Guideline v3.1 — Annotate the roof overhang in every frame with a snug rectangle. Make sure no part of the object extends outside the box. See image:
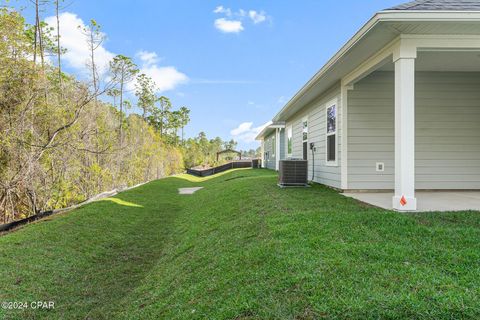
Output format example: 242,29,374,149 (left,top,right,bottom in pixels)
273,10,480,122
255,122,285,141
